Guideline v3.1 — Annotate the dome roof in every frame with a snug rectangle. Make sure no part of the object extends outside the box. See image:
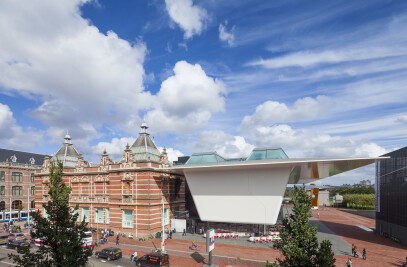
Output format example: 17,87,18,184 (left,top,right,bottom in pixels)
51,133,80,168
130,121,161,162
